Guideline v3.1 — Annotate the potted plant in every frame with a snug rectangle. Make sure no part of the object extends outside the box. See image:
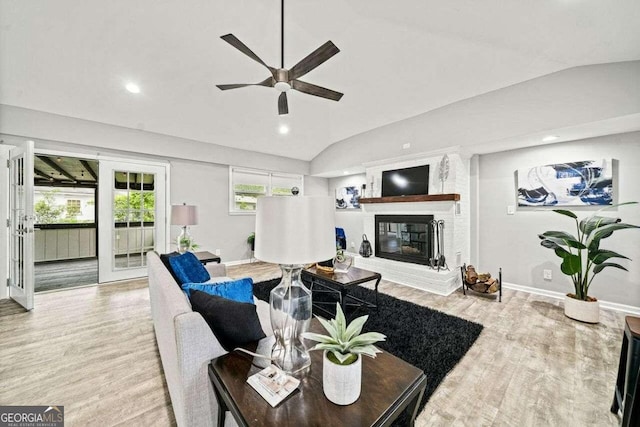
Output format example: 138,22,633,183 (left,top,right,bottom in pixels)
302,304,386,405
247,232,255,251
538,202,639,323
